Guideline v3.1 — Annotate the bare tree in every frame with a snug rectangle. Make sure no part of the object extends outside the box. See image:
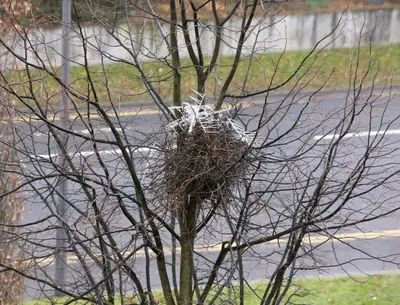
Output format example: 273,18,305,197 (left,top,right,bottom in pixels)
0,1,399,305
